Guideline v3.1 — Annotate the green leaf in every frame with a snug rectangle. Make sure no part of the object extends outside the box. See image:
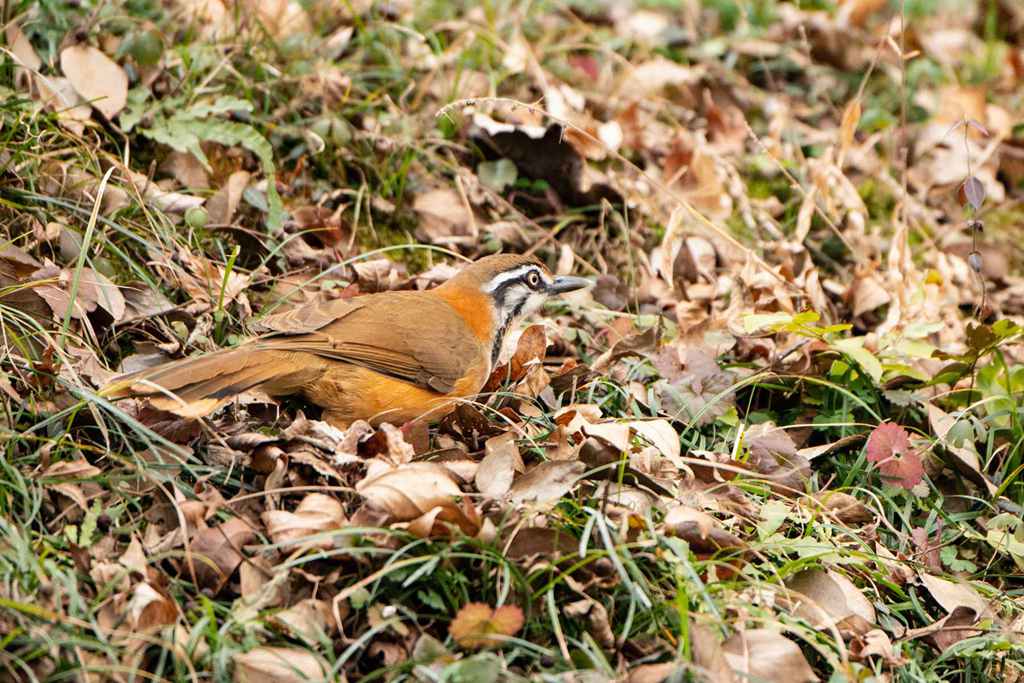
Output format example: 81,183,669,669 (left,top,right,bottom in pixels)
142,116,283,229
940,545,977,573
832,337,882,382
79,499,102,548
742,312,792,333
757,499,788,540
985,514,1024,570
119,87,152,132
188,96,254,118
